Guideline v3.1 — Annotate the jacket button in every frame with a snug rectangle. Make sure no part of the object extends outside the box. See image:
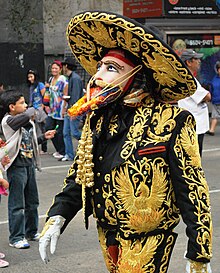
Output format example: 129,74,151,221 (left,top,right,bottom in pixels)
97,204,101,208
99,156,103,161
95,189,99,193
97,172,101,177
